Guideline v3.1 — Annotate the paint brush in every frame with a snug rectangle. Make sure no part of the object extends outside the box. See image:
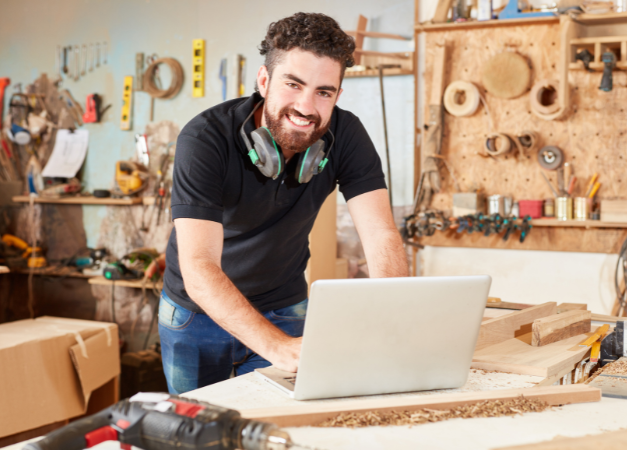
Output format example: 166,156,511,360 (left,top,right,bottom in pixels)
540,171,559,197
585,173,598,197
